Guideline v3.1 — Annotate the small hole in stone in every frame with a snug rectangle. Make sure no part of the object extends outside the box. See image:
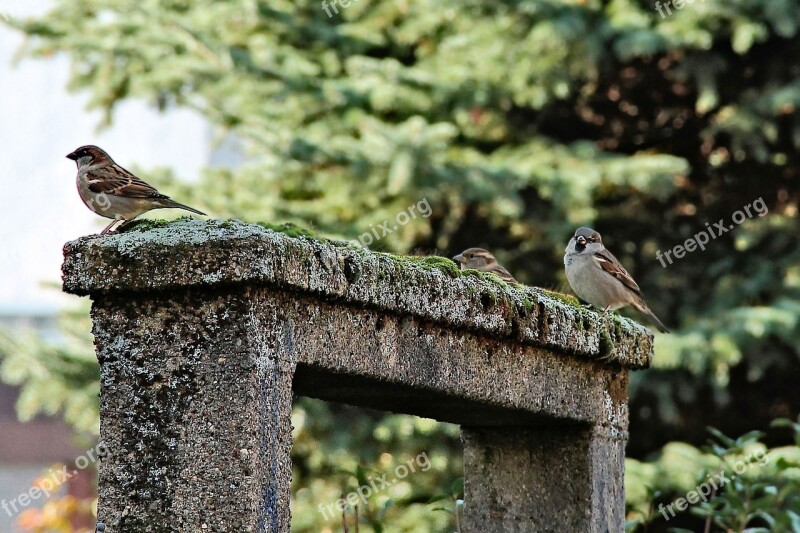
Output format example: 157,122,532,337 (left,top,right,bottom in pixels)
343,257,361,284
